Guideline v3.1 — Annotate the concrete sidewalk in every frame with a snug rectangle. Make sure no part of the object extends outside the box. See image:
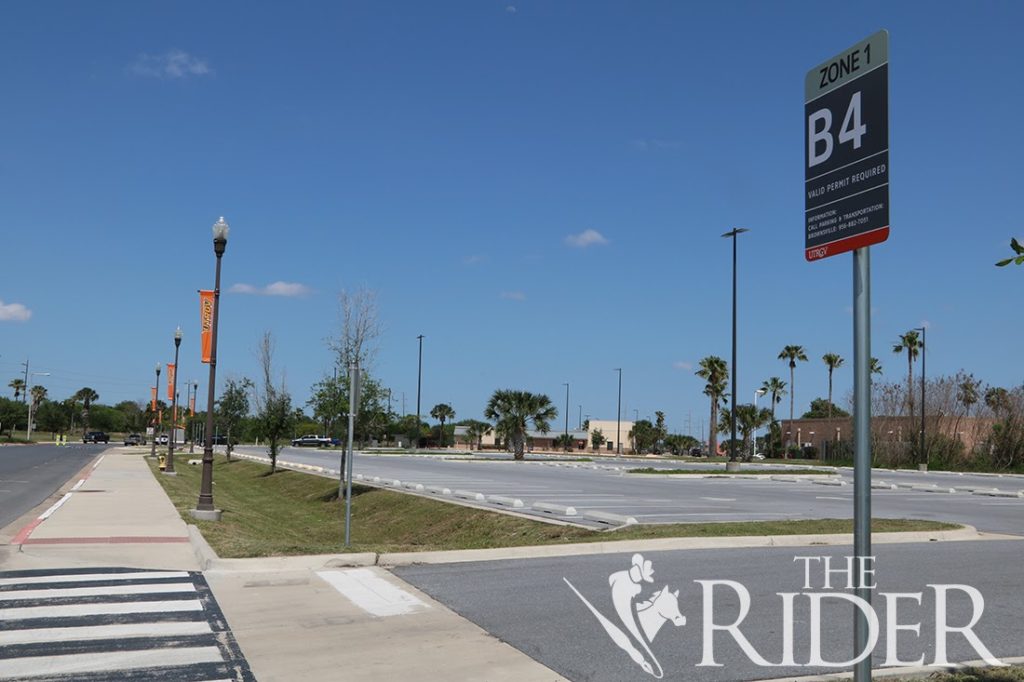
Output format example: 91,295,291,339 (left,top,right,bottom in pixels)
1,449,568,681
